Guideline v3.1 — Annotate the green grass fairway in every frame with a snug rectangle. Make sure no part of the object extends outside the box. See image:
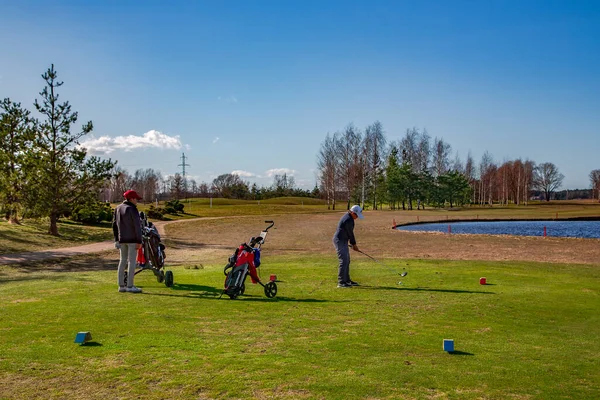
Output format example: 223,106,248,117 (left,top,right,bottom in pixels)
1,255,599,399
136,197,333,219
